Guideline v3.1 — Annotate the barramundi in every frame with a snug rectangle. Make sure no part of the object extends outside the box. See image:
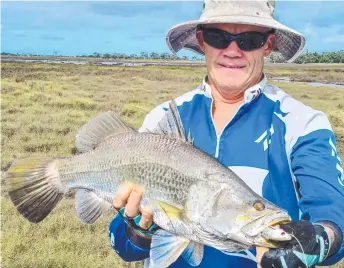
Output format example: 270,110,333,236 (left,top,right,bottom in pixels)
5,100,291,267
